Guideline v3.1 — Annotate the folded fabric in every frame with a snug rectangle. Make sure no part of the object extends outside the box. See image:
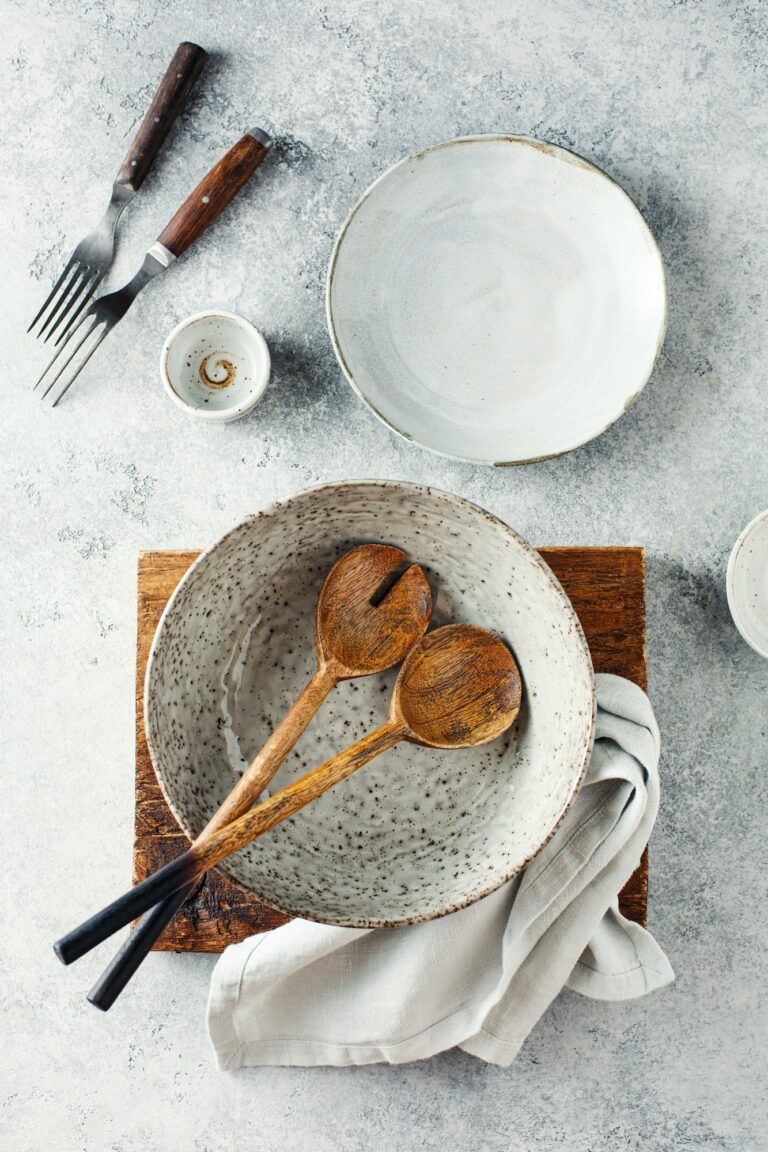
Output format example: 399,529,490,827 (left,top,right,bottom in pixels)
207,673,674,1069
